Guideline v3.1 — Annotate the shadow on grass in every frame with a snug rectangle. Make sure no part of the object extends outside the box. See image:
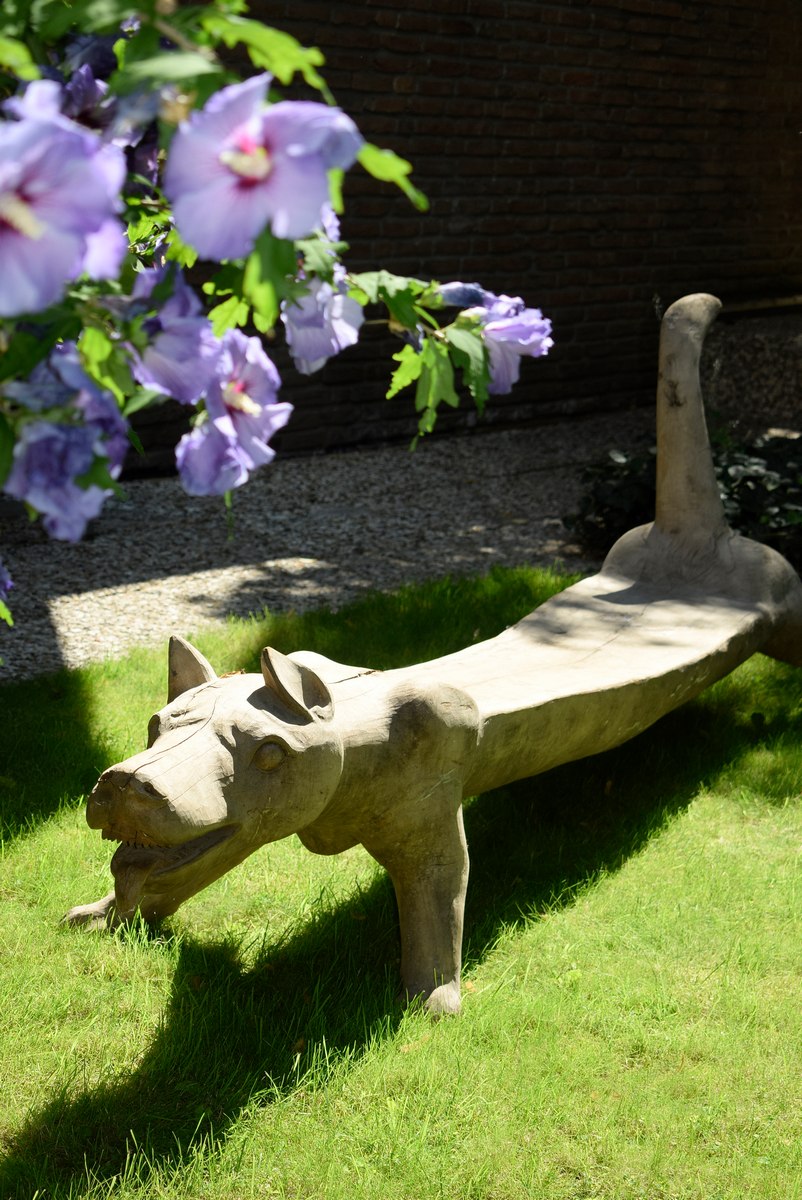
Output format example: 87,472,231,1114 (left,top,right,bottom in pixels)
3,662,800,1198
0,669,114,842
